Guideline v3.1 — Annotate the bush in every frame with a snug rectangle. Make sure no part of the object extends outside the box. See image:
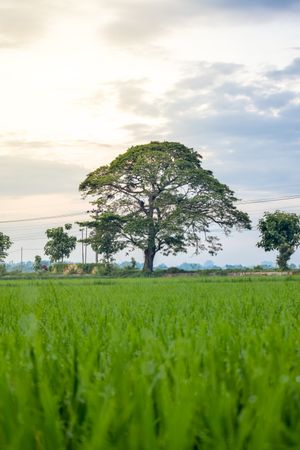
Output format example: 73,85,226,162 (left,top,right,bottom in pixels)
165,267,185,274
91,263,117,276
63,264,84,275
49,263,69,274
80,263,96,274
